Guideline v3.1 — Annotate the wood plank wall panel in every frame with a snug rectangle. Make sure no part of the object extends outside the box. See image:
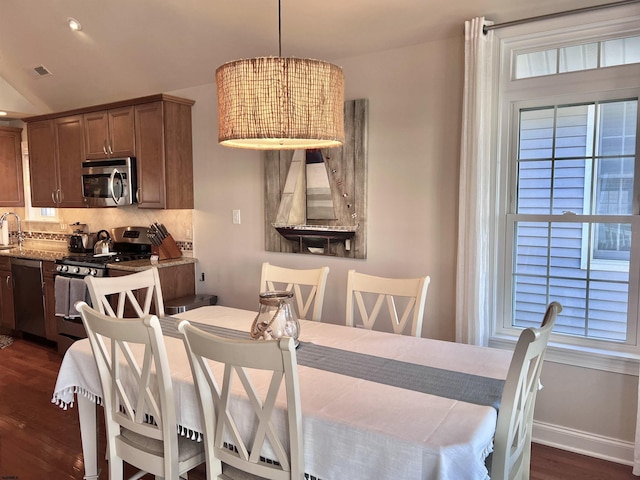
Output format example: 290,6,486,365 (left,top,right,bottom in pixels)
264,99,368,258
